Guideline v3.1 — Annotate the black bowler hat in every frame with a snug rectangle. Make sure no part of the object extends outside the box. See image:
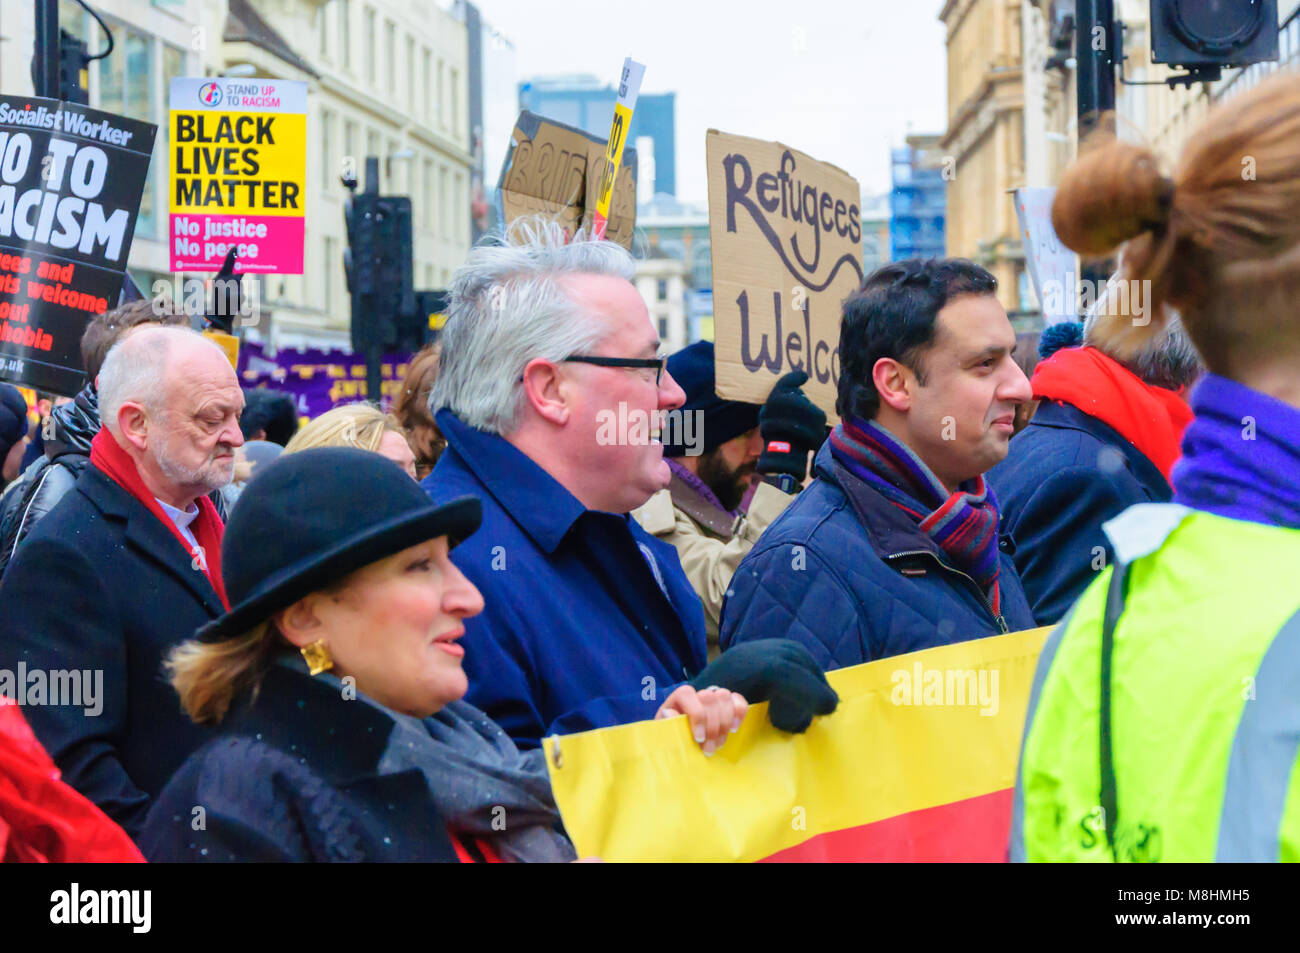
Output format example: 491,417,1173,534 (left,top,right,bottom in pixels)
197,447,481,643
